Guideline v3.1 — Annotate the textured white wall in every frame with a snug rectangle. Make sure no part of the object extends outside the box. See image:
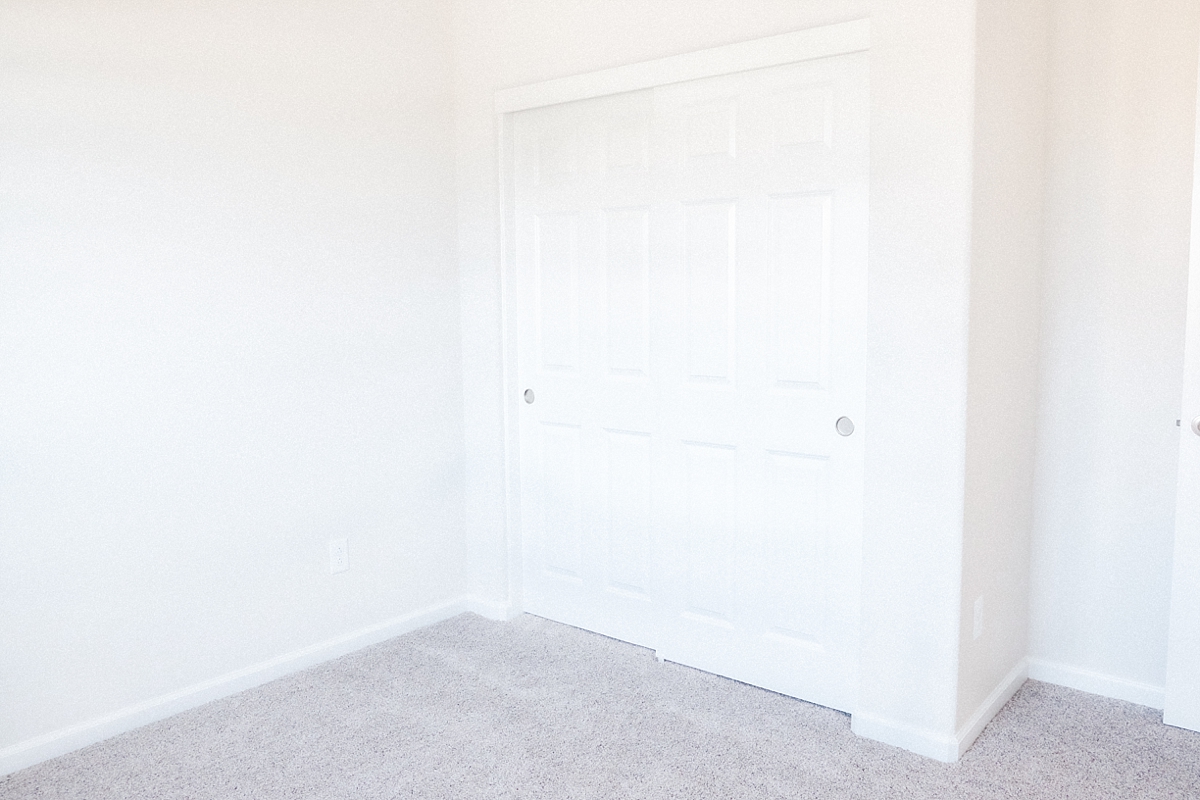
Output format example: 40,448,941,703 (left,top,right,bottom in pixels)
0,0,463,751
852,0,976,756
1029,0,1199,695
956,0,1048,730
